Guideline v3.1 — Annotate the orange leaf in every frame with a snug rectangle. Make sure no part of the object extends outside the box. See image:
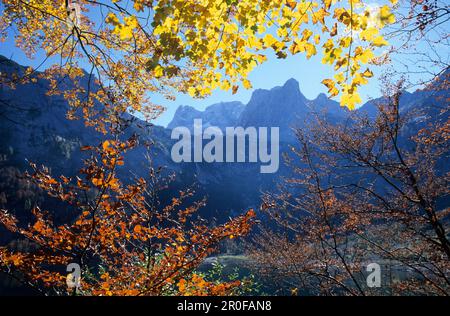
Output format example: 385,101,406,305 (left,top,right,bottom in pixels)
134,225,142,233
